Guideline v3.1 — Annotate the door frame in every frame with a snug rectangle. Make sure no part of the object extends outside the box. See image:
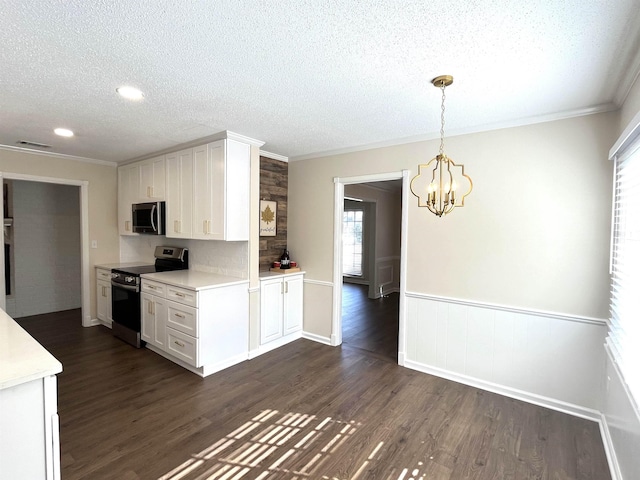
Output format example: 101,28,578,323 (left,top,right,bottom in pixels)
332,170,409,365
0,172,91,326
